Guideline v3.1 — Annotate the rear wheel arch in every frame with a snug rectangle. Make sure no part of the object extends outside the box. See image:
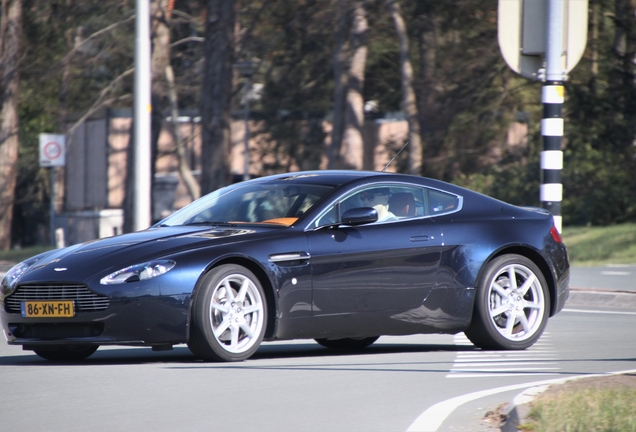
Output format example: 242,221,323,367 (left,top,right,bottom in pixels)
466,253,550,350
488,247,557,316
